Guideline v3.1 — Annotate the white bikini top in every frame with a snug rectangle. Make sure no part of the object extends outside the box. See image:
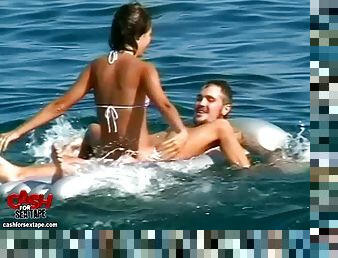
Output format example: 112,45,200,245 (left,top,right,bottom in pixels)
97,50,150,133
